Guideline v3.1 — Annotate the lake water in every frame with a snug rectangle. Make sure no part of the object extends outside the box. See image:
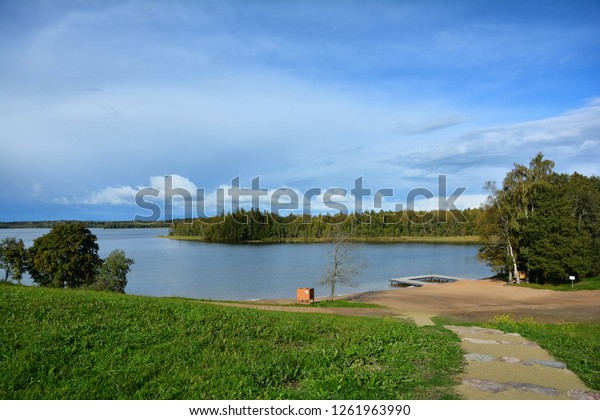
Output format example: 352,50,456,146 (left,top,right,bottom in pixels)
0,228,493,300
